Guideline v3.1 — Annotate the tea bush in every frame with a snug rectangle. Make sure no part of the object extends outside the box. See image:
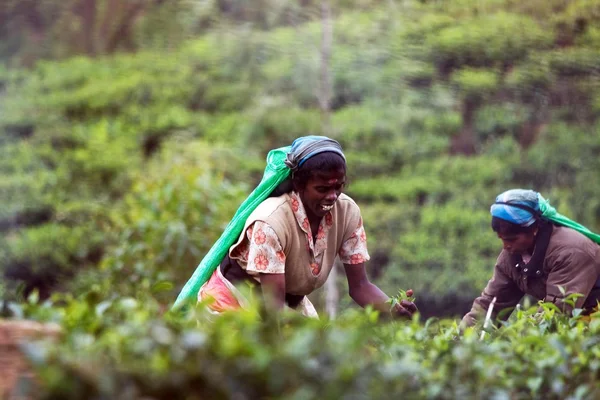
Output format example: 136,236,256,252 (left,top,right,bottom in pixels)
95,139,255,296
7,291,600,399
1,2,600,396
425,13,552,72
2,0,600,317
